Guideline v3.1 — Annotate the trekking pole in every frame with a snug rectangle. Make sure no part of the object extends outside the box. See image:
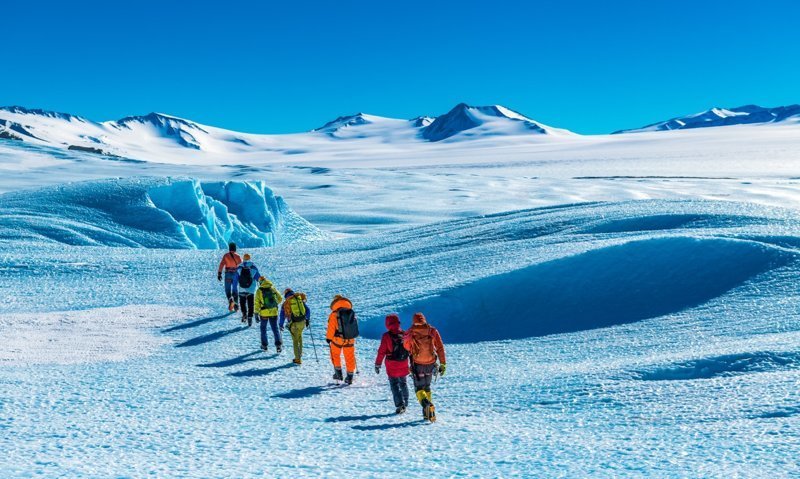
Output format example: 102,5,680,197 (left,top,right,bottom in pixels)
307,324,320,363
